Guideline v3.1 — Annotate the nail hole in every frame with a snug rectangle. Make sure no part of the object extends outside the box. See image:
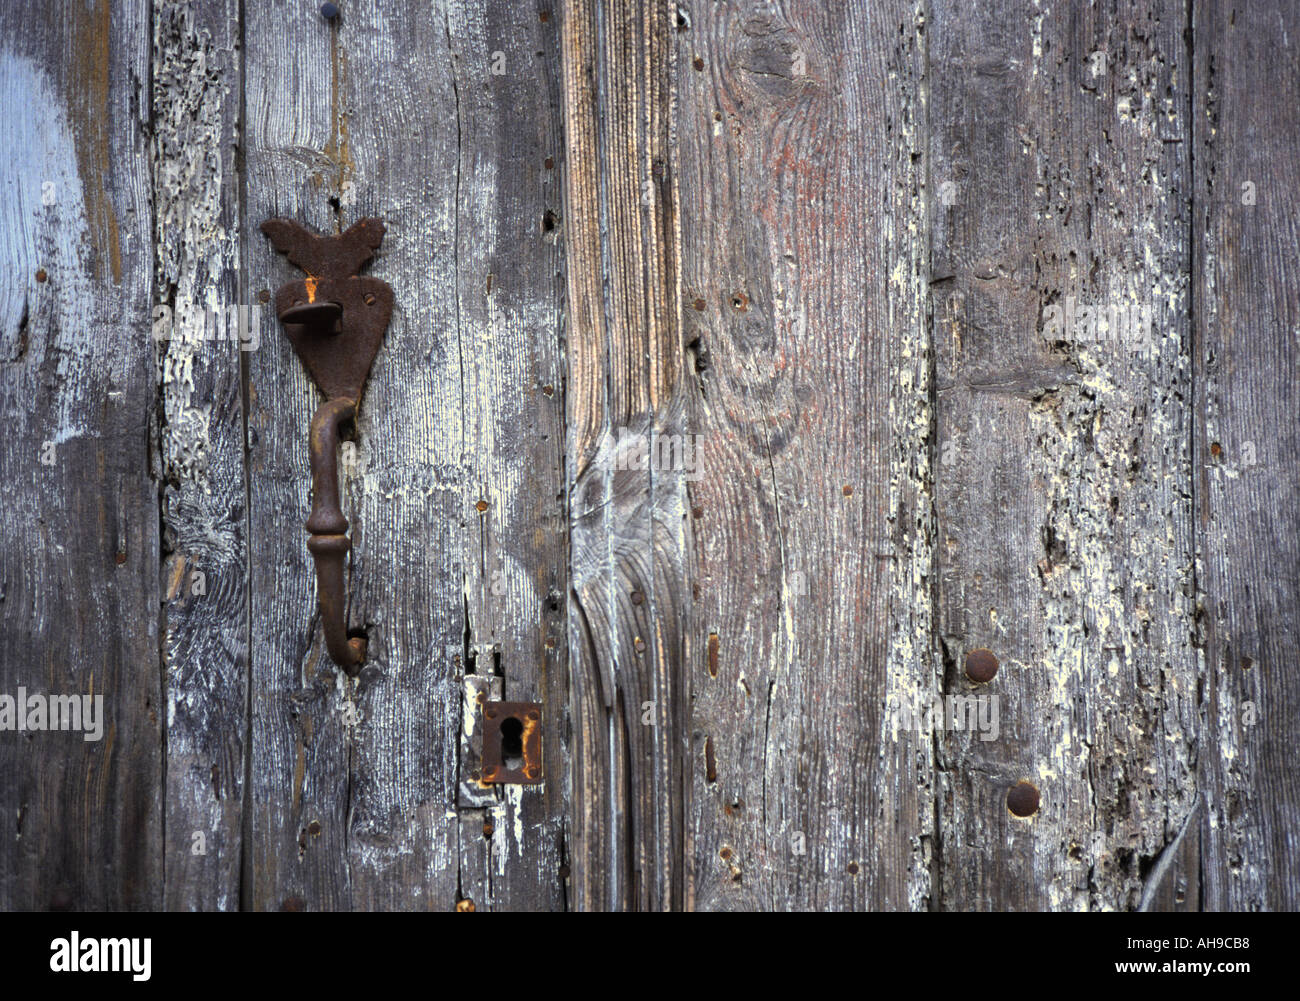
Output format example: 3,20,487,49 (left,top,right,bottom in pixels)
1007,781,1040,818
